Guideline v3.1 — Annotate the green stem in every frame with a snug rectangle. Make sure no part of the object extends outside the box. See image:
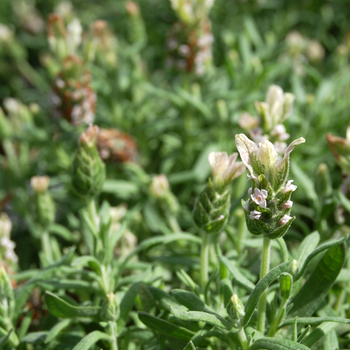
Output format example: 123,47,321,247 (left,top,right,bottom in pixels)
201,232,210,291
166,213,181,233
88,198,98,232
108,321,118,350
277,237,288,262
237,327,249,350
41,231,53,264
257,237,271,334
268,298,288,337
